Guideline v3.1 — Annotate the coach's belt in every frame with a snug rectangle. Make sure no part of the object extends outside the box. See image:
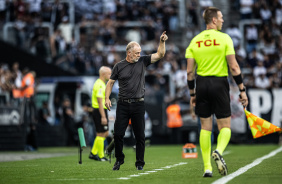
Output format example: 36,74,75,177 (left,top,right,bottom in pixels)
121,98,144,103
